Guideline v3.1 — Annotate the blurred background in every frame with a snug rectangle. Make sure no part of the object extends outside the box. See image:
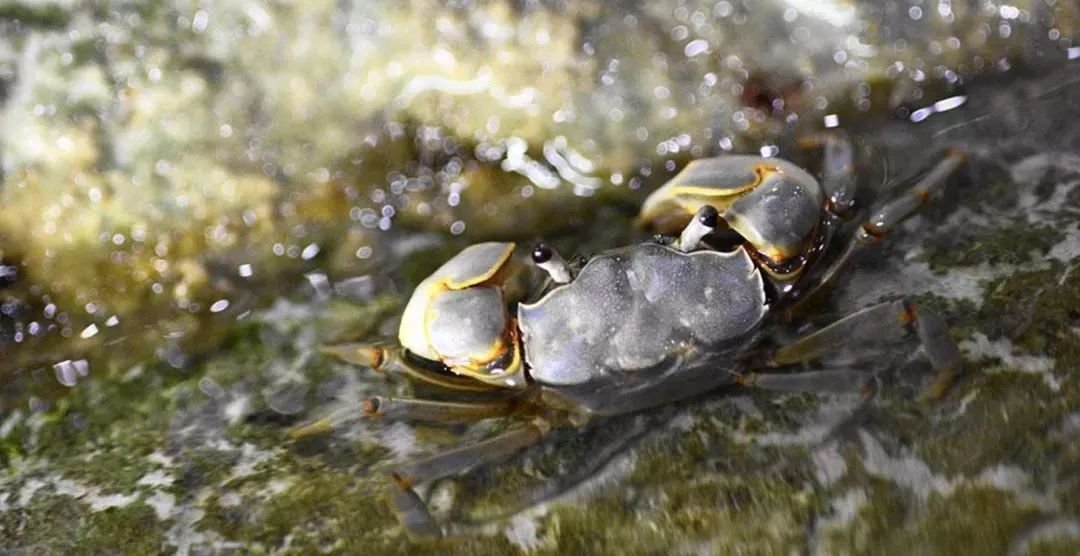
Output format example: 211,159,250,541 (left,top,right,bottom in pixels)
0,1,1078,553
